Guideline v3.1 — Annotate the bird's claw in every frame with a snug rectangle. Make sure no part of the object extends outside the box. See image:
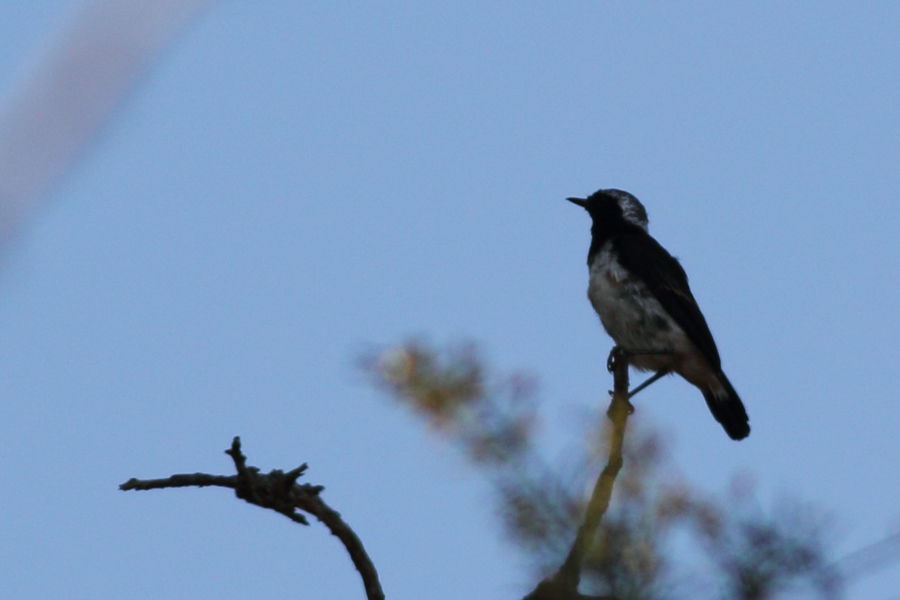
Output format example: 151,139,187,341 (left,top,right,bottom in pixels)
606,346,626,373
